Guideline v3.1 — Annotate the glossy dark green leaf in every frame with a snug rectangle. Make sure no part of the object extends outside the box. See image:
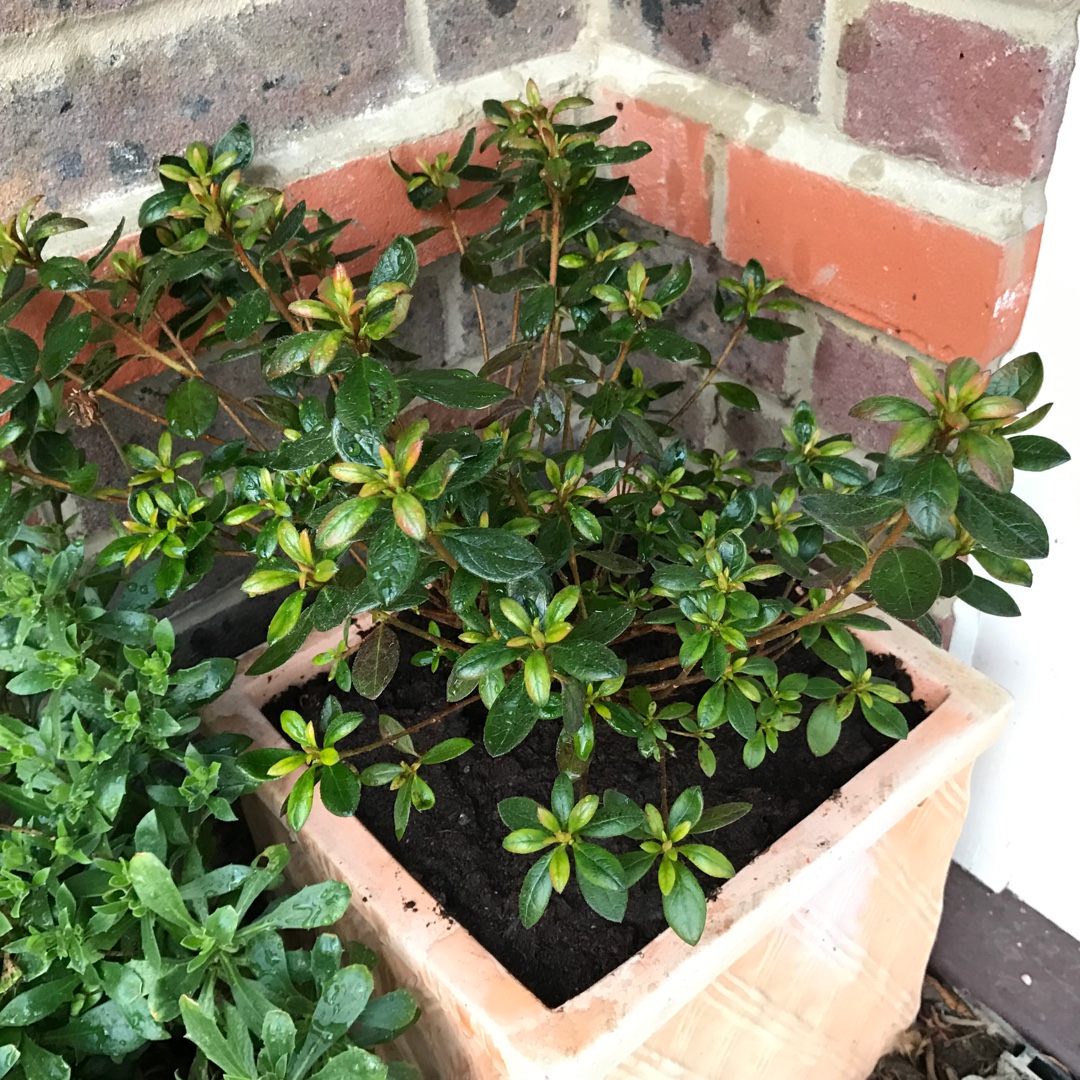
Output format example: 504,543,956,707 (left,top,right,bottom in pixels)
351,989,421,1047
166,379,219,439
320,762,362,817
901,454,958,538
662,861,707,946
0,327,38,383
619,410,663,460
567,604,635,644
801,493,903,530
367,523,419,605
214,119,255,169
869,547,942,620
1008,434,1070,472
518,284,555,340
938,558,974,597
441,528,544,582
39,256,92,292
484,674,542,756
370,235,418,288
987,351,1042,406
261,200,308,263
549,641,625,682
167,657,237,709
0,976,80,1026
959,574,1021,617
562,176,631,238
715,381,760,410
849,395,929,422
637,328,709,364
224,289,271,340
745,316,802,342
955,474,1049,560
397,369,510,409
40,312,92,380
652,259,692,307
